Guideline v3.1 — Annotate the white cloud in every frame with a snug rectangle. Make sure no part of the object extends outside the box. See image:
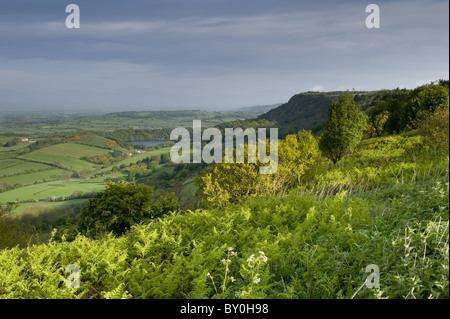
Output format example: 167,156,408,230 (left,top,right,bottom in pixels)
309,85,324,92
